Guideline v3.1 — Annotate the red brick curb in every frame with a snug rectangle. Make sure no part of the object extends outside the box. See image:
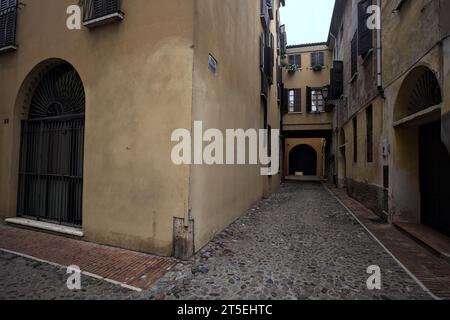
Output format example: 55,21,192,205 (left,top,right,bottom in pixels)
0,224,176,291
325,184,450,300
